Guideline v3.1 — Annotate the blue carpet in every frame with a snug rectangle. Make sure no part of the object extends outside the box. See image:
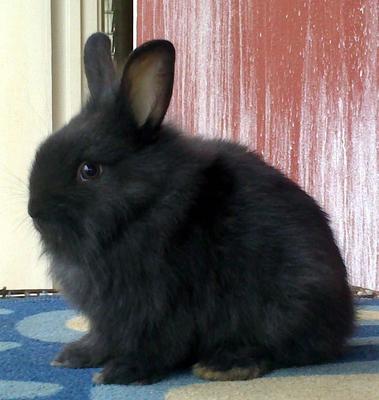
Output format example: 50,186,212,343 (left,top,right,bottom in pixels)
0,296,378,399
